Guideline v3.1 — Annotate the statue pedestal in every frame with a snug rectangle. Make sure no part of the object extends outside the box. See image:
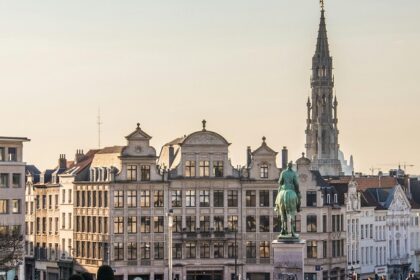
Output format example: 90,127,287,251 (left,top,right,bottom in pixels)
272,239,306,280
